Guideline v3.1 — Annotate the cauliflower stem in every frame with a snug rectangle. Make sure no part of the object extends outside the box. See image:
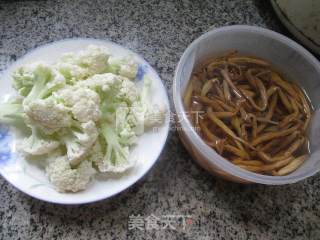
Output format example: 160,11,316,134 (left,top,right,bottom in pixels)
0,102,24,125
98,123,132,172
